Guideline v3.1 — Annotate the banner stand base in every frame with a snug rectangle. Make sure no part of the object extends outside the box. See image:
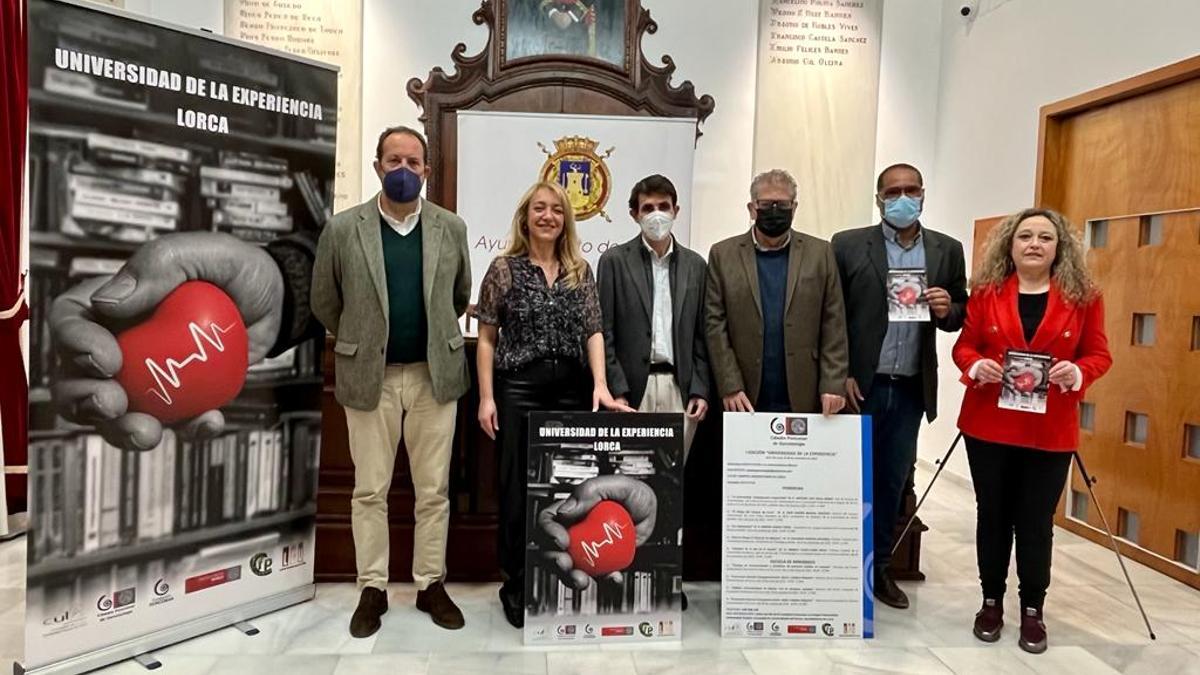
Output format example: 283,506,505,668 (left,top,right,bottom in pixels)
15,585,315,675
1,513,28,542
